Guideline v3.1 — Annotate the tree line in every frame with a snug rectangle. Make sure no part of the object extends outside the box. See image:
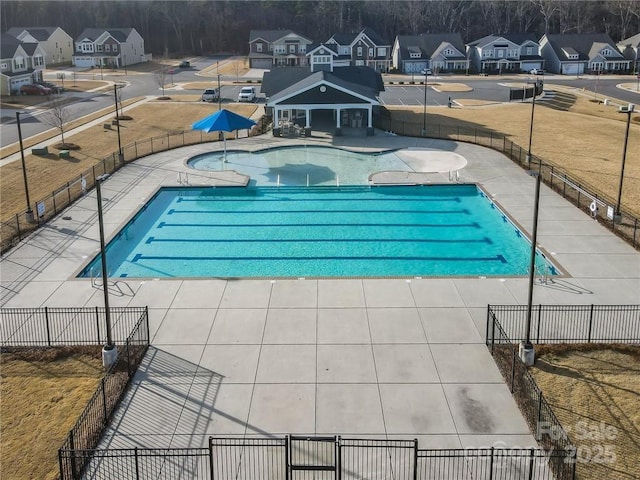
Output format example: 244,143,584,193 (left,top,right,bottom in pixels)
2,1,639,56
